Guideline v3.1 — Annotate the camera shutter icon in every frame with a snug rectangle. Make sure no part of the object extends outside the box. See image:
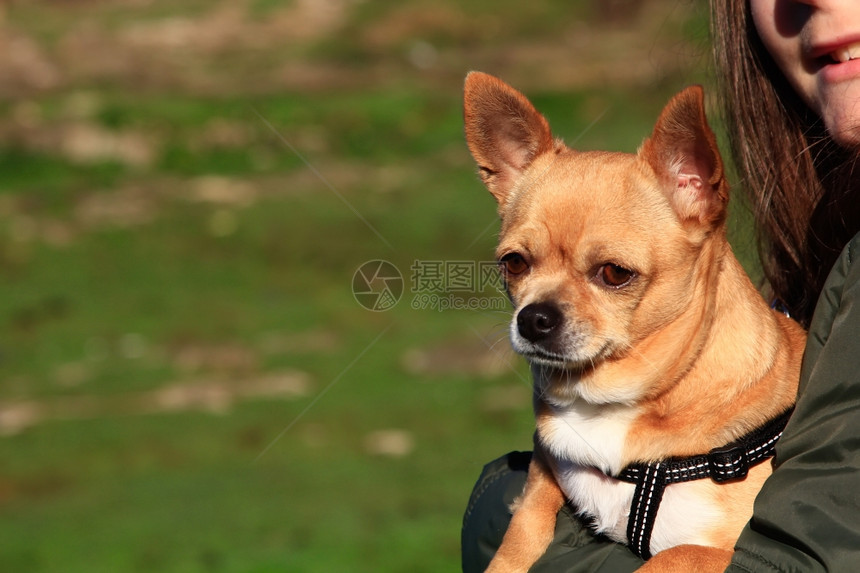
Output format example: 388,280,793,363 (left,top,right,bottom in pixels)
352,260,404,312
